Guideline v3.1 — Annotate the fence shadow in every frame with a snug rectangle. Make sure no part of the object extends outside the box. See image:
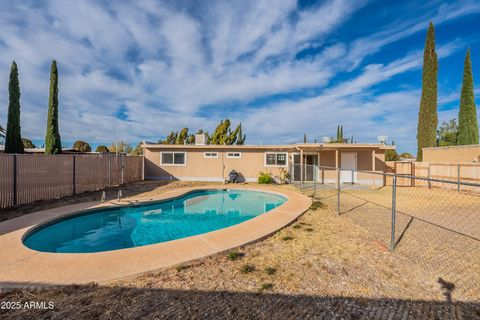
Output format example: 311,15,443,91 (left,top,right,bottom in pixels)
0,282,478,319
0,180,167,224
